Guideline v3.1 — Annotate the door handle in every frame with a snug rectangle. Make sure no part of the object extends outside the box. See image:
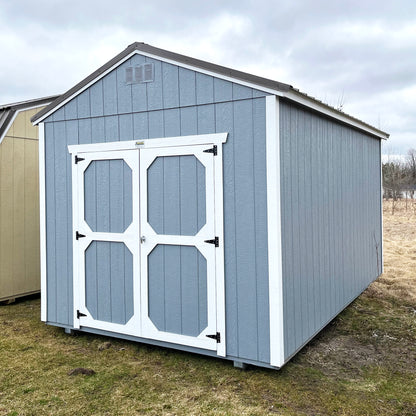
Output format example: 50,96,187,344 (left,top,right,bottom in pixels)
140,236,146,243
